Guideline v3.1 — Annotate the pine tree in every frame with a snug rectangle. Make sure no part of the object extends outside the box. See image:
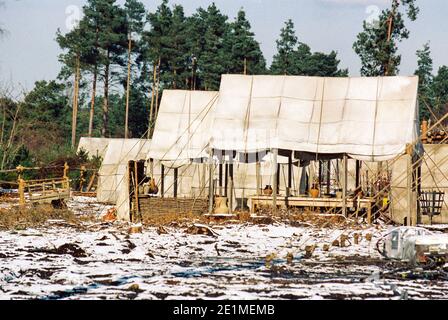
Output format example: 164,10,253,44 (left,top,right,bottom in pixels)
188,3,230,90
226,9,266,75
270,20,347,77
294,44,348,77
56,20,90,148
414,42,434,120
124,0,145,138
353,0,419,76
81,0,102,138
165,5,190,89
143,0,174,135
432,66,448,118
83,0,128,137
270,19,298,75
